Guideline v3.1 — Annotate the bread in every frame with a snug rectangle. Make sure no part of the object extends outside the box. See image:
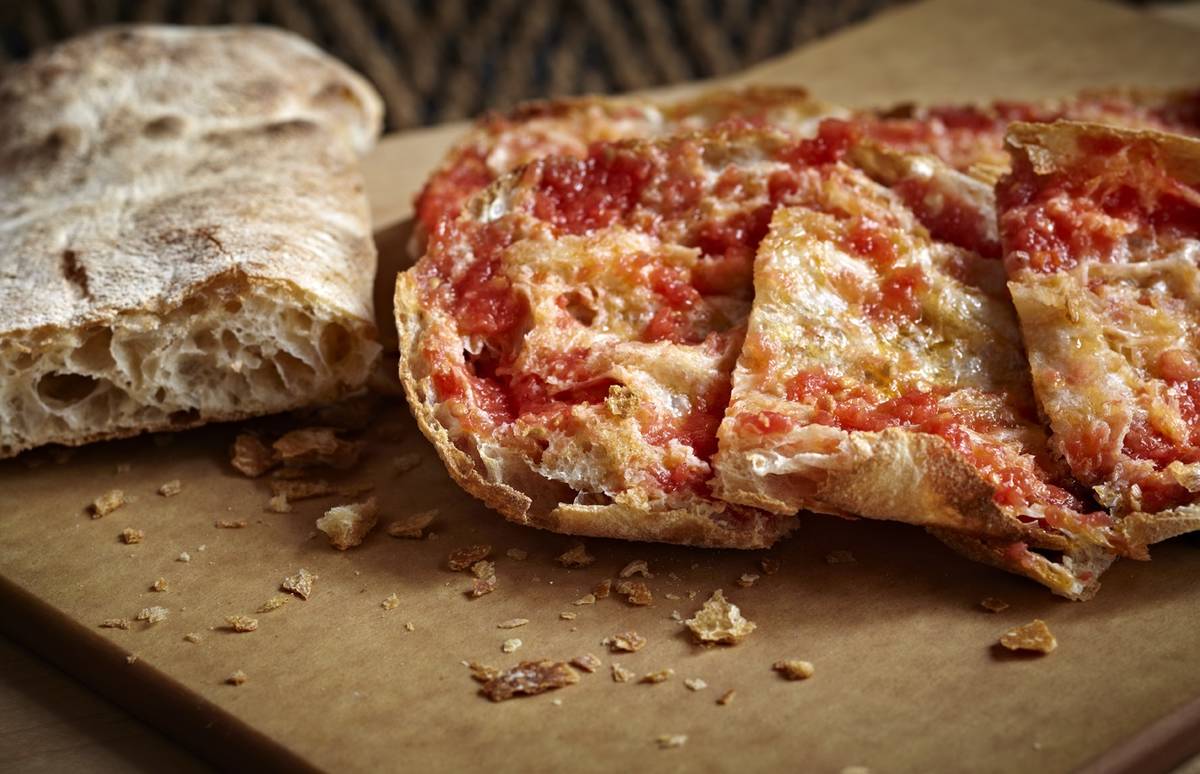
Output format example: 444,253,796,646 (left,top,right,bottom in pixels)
394,126,862,548
708,153,1119,599
0,26,384,458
